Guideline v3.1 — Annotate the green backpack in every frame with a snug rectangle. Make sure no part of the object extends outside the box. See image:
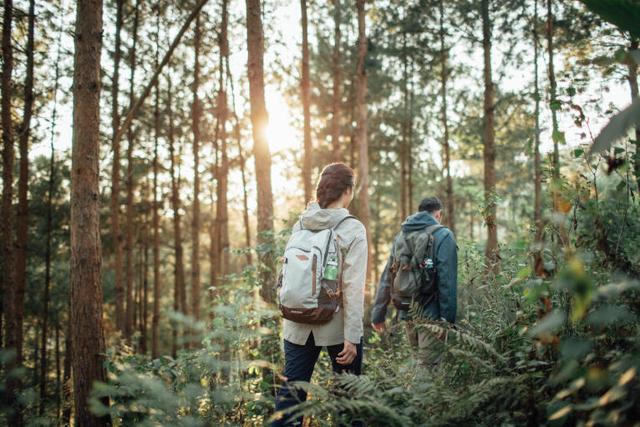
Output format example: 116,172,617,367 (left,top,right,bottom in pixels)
390,224,443,311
